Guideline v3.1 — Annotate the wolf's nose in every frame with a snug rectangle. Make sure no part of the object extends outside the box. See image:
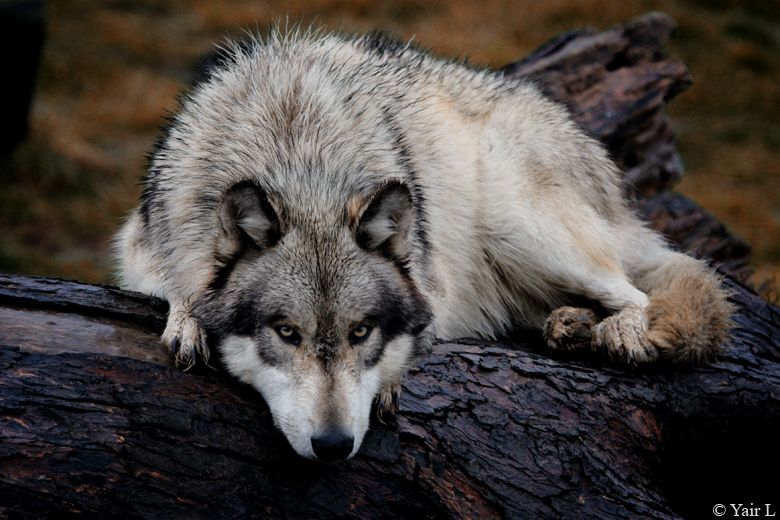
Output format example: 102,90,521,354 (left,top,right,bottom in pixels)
311,431,354,462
